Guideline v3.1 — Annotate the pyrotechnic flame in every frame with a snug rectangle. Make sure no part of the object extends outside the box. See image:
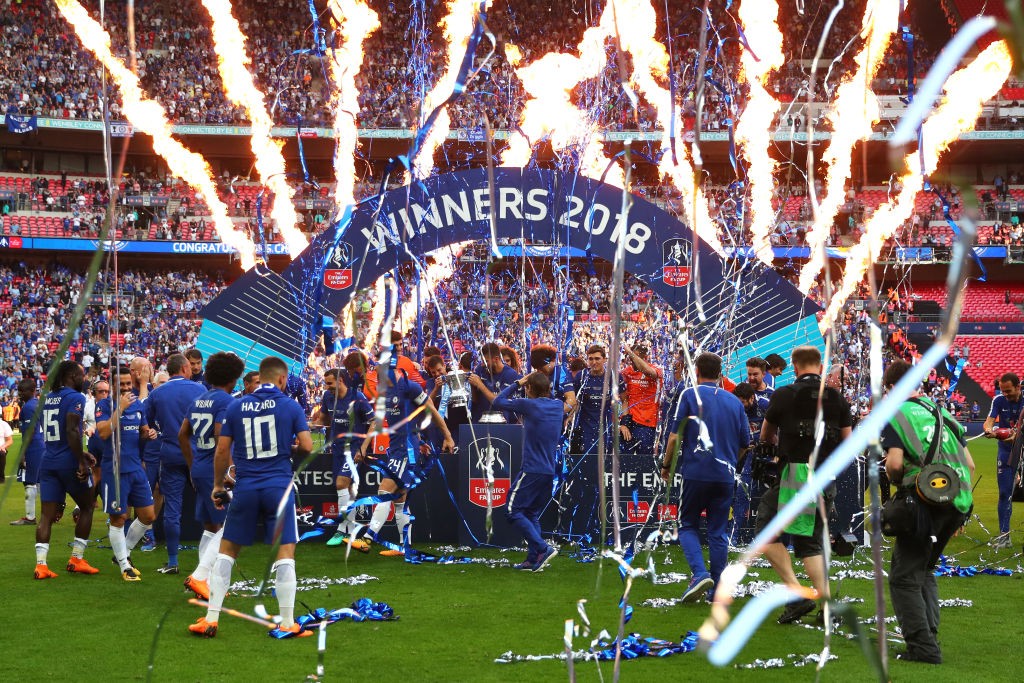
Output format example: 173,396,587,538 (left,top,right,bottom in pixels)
200,0,307,259
799,0,900,292
55,0,257,269
326,0,380,213
504,43,523,67
820,40,1012,331
412,0,489,180
502,7,624,188
340,301,358,346
602,0,720,251
366,277,389,349
504,0,724,248
735,0,784,265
